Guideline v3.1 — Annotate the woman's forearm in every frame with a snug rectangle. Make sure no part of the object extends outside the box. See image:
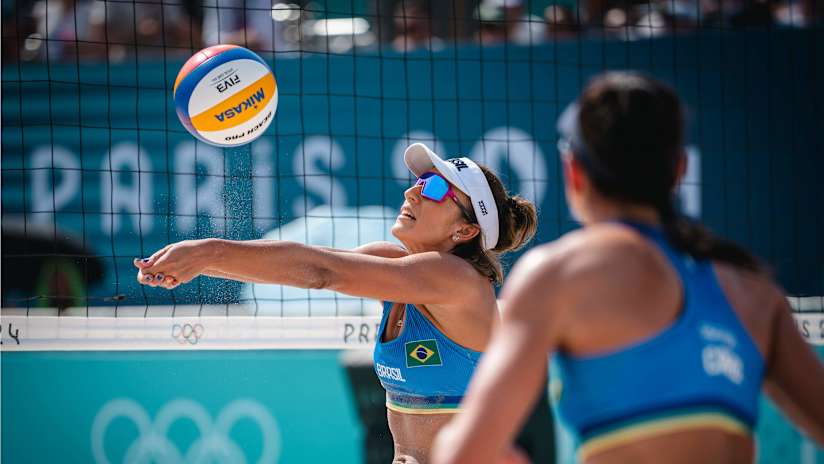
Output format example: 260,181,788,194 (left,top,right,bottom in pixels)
204,239,331,289
201,268,270,284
